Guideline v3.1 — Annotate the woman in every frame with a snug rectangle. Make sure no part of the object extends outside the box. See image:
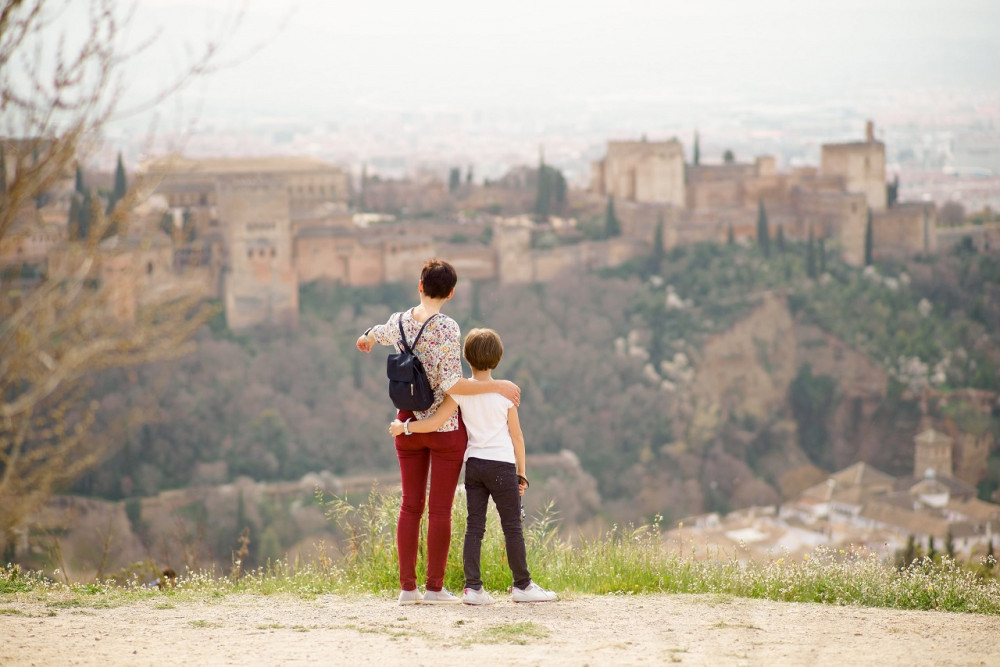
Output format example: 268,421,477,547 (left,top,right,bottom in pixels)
356,259,520,604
